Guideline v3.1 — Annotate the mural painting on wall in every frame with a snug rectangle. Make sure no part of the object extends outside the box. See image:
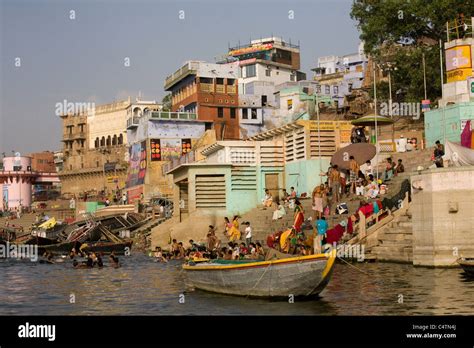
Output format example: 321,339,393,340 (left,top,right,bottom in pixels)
181,138,192,156
161,139,183,161
127,141,147,187
150,139,161,162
